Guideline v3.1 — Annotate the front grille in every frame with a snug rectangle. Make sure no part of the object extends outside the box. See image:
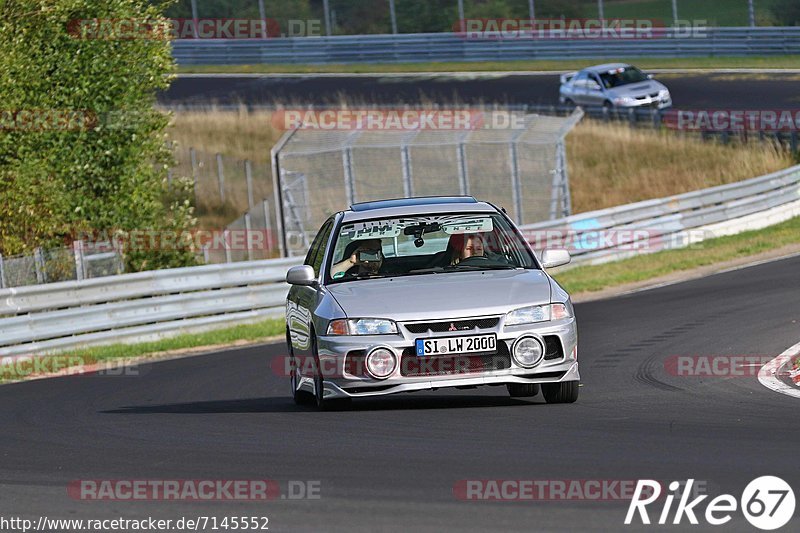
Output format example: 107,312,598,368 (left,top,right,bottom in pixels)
400,342,511,377
404,317,500,334
543,335,564,360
